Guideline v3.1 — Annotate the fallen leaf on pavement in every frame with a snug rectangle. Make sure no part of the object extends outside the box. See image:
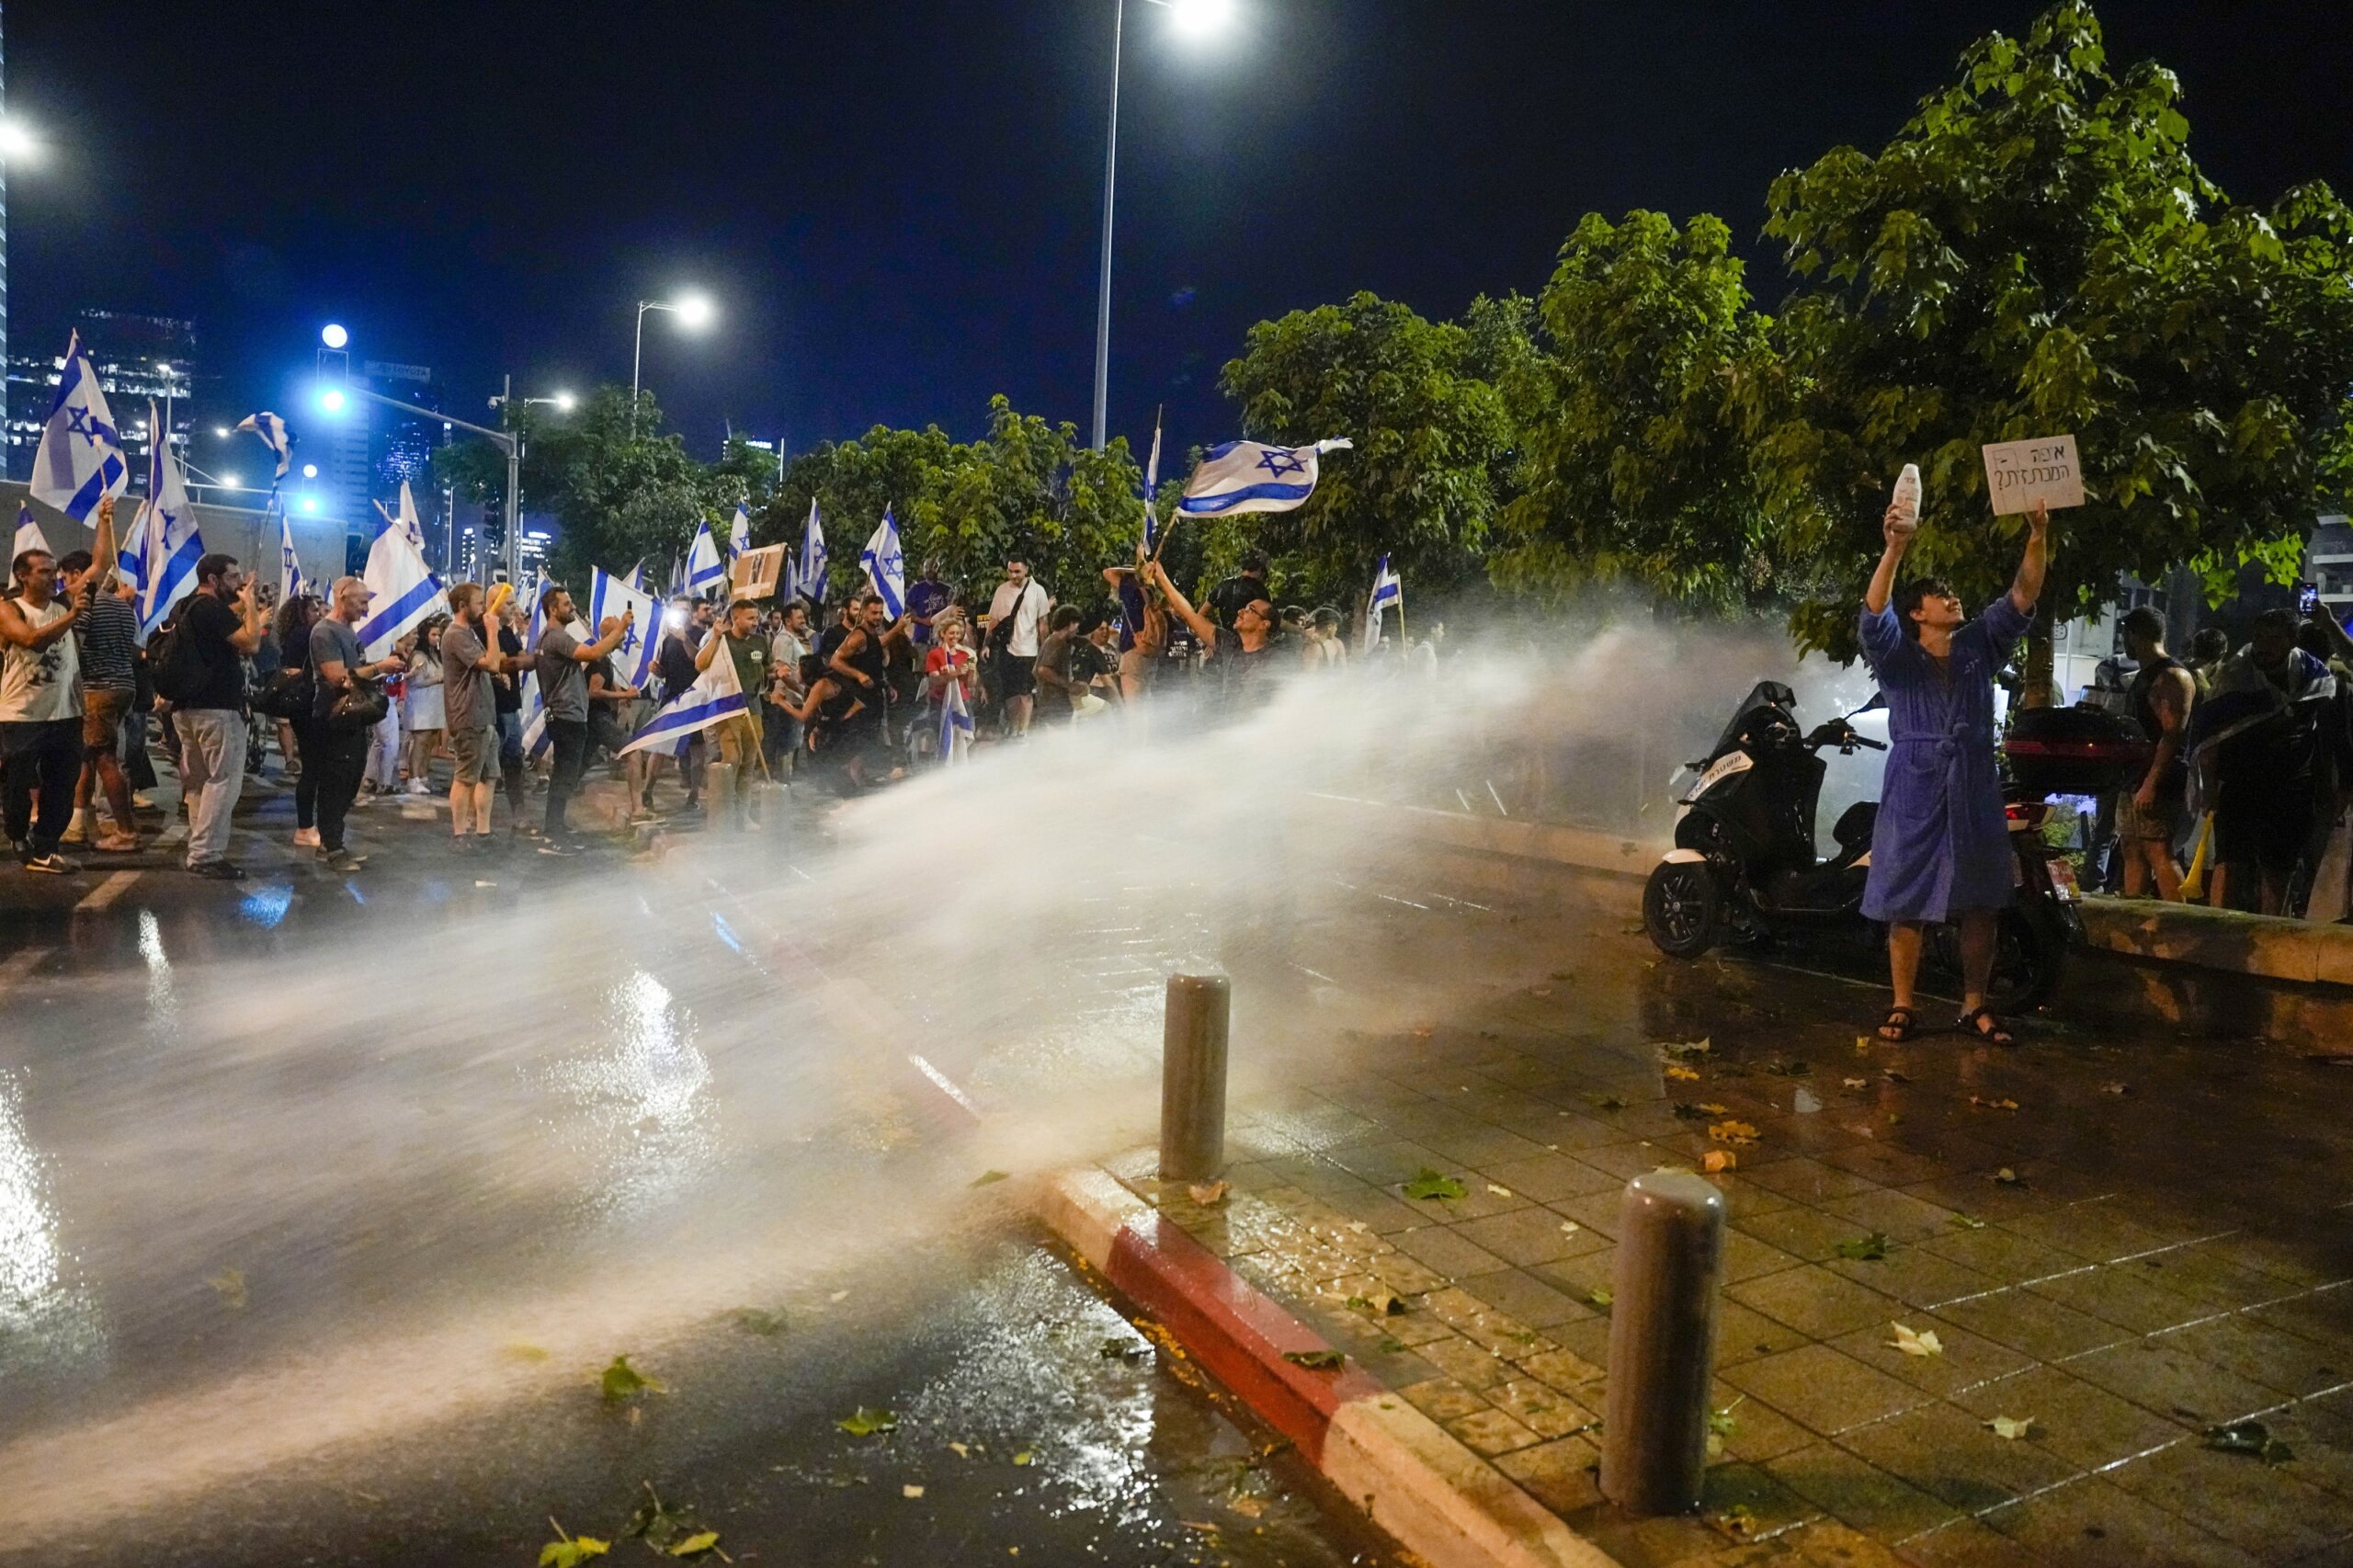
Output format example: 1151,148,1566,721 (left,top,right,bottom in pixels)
2204,1420,2294,1463
1401,1168,1467,1202
1984,1415,2036,1440
1587,1288,1613,1310
208,1267,248,1309
1665,1065,1700,1082
1702,1150,1737,1173
600,1355,664,1404
667,1531,721,1560
1992,1167,2028,1187
1559,1220,1581,1233
1282,1349,1347,1370
836,1405,899,1437
539,1522,610,1568
1486,1184,1513,1198
1949,1213,1987,1230
2100,1081,2130,1096
1843,1077,1869,1089
1968,1096,2020,1111
948,1441,972,1459
1346,1291,1407,1317
1101,1335,1150,1361
1697,1102,1729,1114
1834,1233,1892,1261
1888,1323,1944,1358
1707,1120,1759,1145
1882,1068,1913,1085
1187,1181,1230,1205
1854,1035,1873,1053
1673,1103,1710,1119
902,1485,925,1499
1012,1449,1035,1466
1660,1038,1711,1059
1225,1494,1265,1519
